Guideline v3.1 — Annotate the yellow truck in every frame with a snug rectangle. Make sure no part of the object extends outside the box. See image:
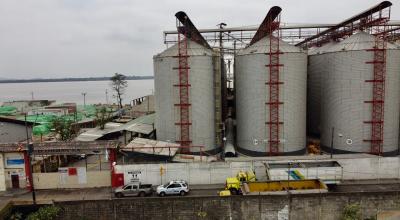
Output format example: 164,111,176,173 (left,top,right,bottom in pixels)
220,170,257,195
